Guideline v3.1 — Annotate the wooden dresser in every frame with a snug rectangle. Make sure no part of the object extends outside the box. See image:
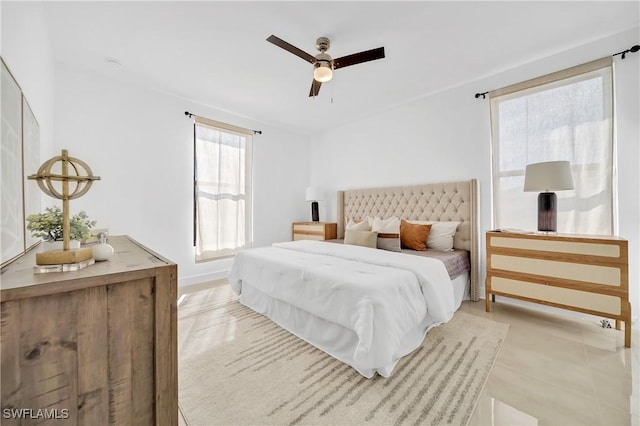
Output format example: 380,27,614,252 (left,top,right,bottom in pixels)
0,236,177,425
292,222,337,241
485,231,630,347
